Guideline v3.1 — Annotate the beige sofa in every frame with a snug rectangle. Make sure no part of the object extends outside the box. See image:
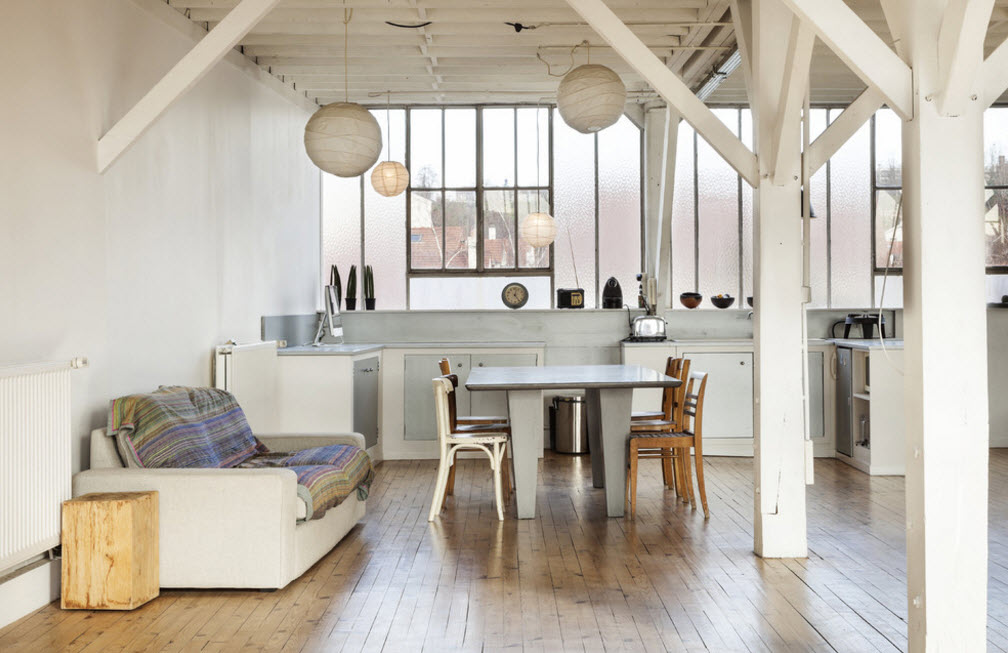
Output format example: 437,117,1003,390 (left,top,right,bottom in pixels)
72,428,366,590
